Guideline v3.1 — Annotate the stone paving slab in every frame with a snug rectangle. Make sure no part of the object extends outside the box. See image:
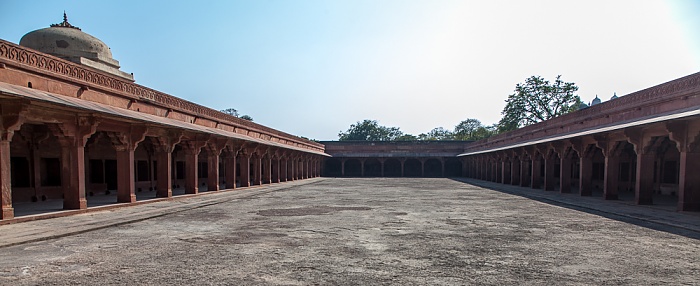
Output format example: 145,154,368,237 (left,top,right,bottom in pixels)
0,179,323,248
452,178,700,236
0,178,698,285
